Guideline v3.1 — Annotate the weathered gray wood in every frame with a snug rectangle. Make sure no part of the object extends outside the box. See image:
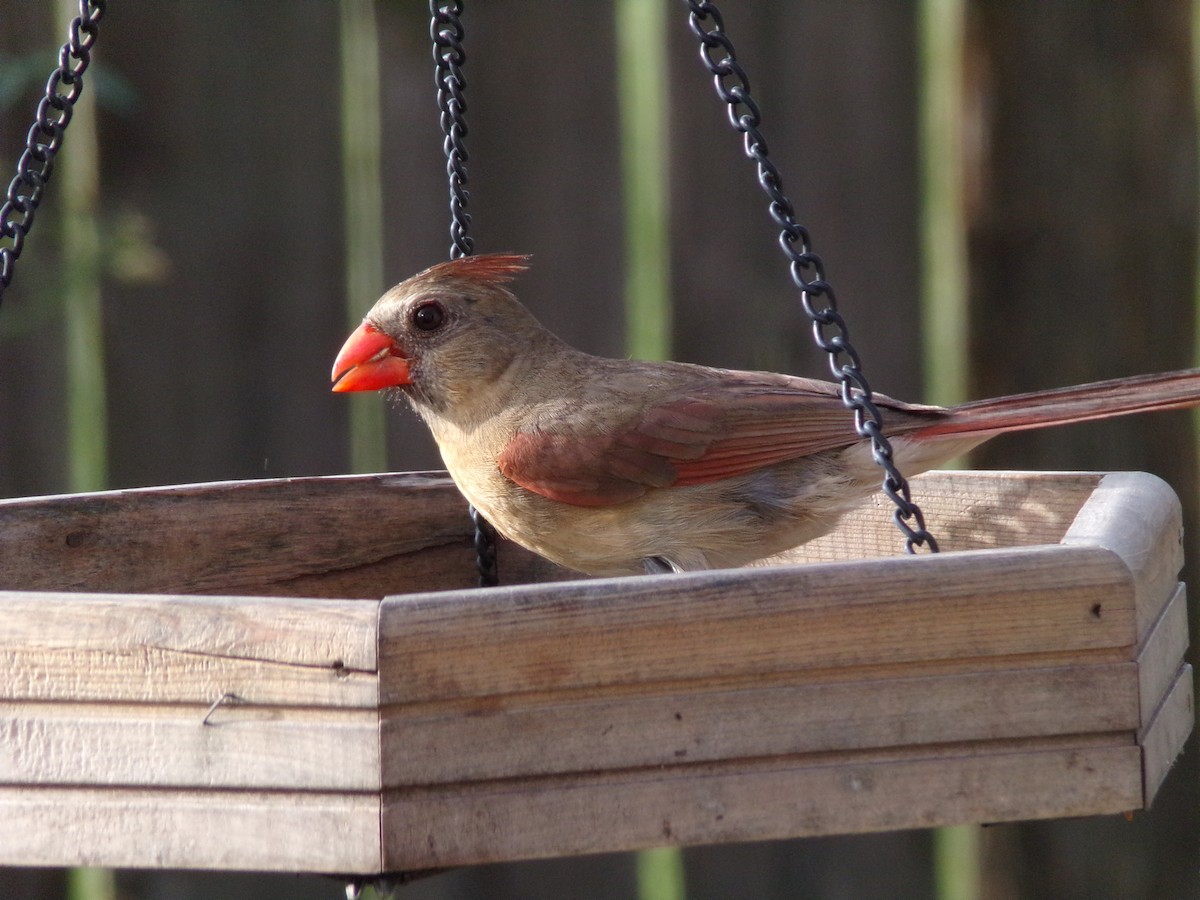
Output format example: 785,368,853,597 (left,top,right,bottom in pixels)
379,544,1136,704
1062,471,1185,636
1135,583,1189,726
1,592,376,667
0,470,1116,597
1141,664,1194,805
381,741,1143,870
0,787,379,872
787,470,1102,562
382,662,1138,787
0,472,473,597
0,703,379,791
0,592,377,706
0,469,1185,875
